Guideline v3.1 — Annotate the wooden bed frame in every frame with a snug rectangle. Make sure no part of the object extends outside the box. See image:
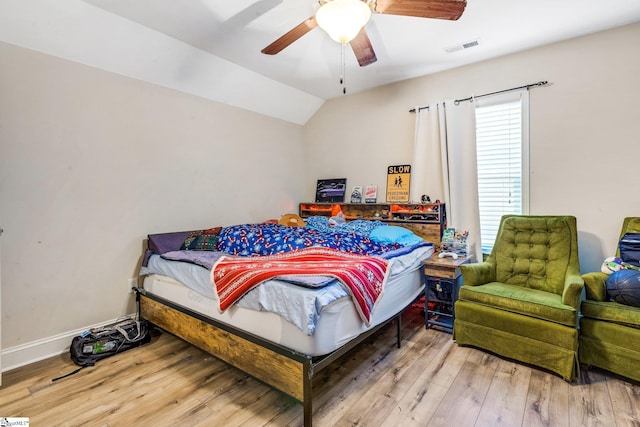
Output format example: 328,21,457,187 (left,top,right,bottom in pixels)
136,287,413,427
